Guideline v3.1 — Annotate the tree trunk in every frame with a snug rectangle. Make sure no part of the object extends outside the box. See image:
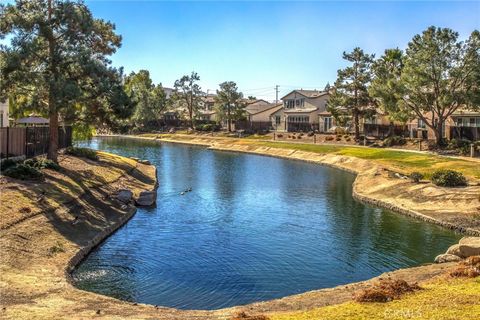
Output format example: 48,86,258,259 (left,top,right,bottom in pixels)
48,112,59,162
388,121,394,137
227,105,231,132
353,109,360,140
434,119,444,147
47,0,58,162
